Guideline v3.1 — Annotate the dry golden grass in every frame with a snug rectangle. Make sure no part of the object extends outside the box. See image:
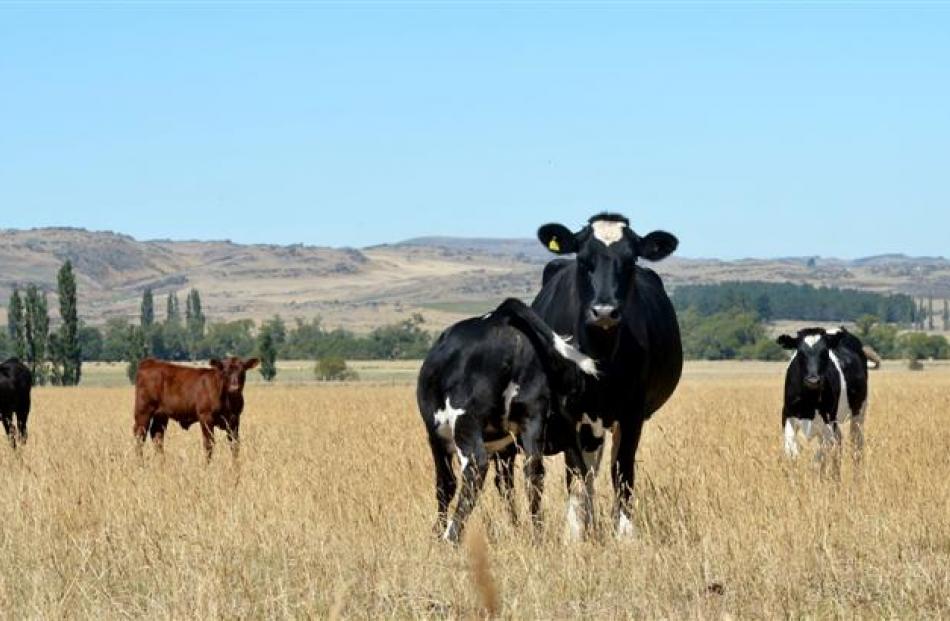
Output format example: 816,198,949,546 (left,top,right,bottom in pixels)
0,362,948,618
